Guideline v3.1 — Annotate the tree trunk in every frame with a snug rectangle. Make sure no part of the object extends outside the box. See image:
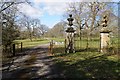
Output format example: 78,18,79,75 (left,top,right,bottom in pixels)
29,33,32,41
90,14,96,41
79,29,82,40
